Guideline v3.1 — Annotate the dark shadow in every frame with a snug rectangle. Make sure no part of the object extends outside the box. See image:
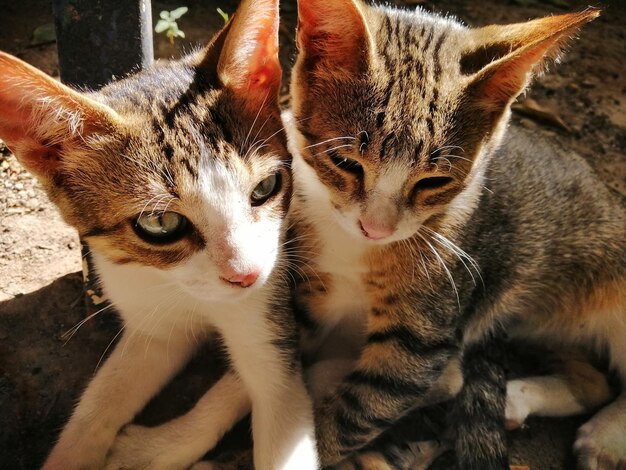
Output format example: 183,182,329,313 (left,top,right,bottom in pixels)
0,272,250,469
